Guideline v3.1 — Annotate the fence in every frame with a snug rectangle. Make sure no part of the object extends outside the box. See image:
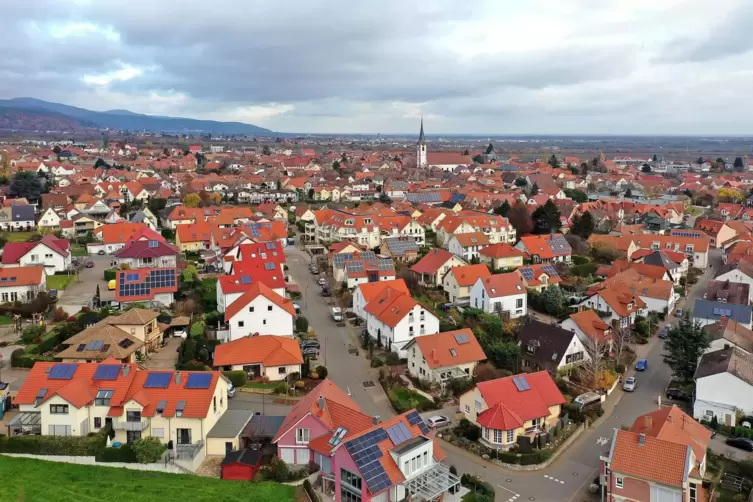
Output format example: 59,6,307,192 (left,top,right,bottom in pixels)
1,453,187,474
